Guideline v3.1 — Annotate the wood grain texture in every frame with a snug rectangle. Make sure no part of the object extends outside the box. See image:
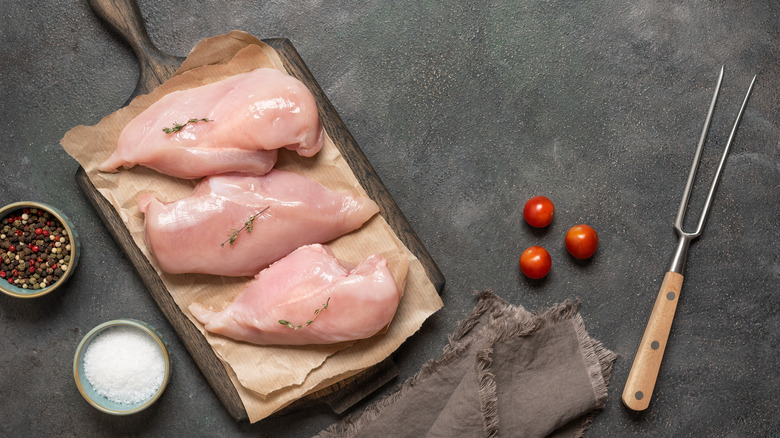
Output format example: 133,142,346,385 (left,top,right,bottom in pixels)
84,1,443,423
622,271,684,411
